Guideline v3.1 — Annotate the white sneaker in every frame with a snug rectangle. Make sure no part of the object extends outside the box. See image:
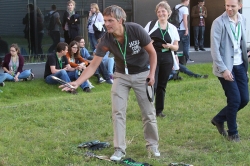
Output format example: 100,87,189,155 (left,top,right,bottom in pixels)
110,150,125,161
98,77,106,83
87,80,95,89
147,146,160,158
